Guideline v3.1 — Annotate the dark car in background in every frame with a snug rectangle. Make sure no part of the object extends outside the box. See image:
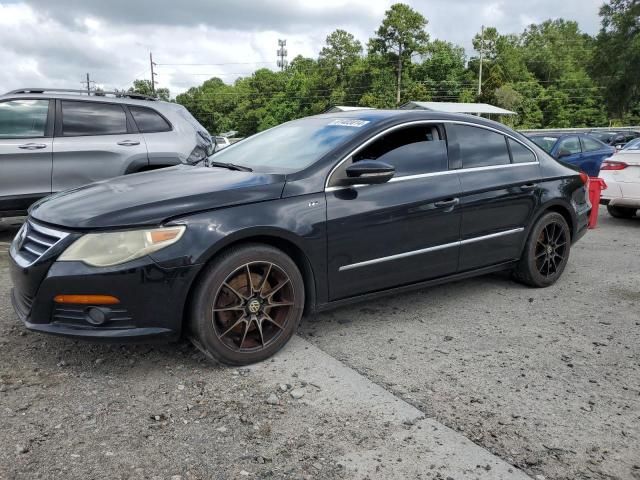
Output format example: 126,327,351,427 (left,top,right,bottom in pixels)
9,110,590,365
590,130,640,149
528,133,615,177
